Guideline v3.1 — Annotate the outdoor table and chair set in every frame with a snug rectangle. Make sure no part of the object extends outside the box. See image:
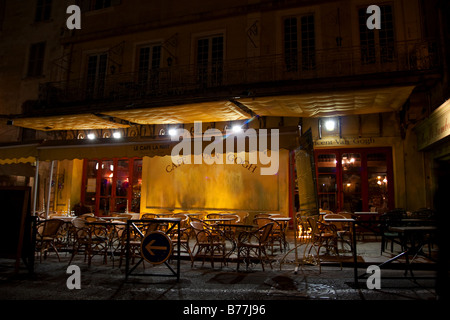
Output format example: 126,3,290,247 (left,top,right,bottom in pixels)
33,211,292,278
33,208,437,284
